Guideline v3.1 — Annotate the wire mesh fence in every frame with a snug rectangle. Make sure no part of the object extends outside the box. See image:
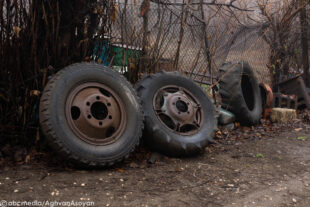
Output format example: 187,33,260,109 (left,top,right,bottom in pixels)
110,0,273,85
